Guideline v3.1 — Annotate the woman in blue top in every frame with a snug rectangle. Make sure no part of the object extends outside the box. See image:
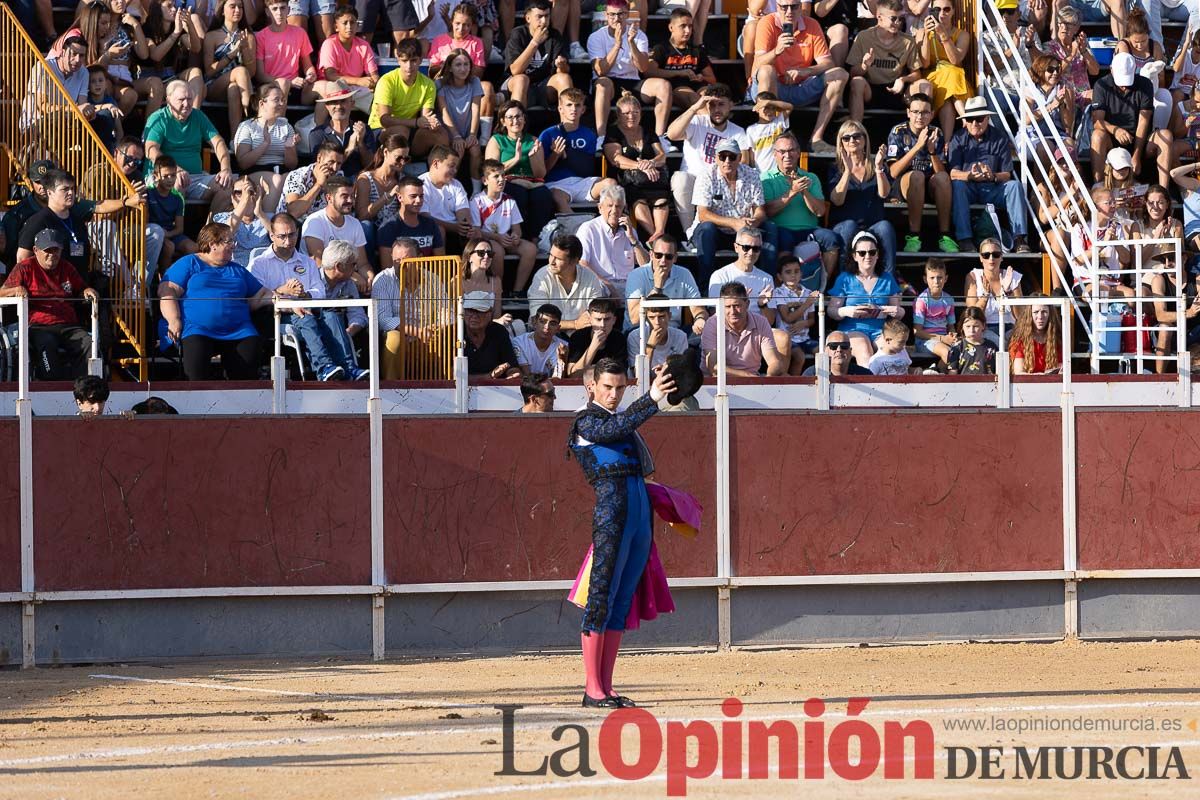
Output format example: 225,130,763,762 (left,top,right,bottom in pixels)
158,221,272,380
828,119,897,275
827,230,905,367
